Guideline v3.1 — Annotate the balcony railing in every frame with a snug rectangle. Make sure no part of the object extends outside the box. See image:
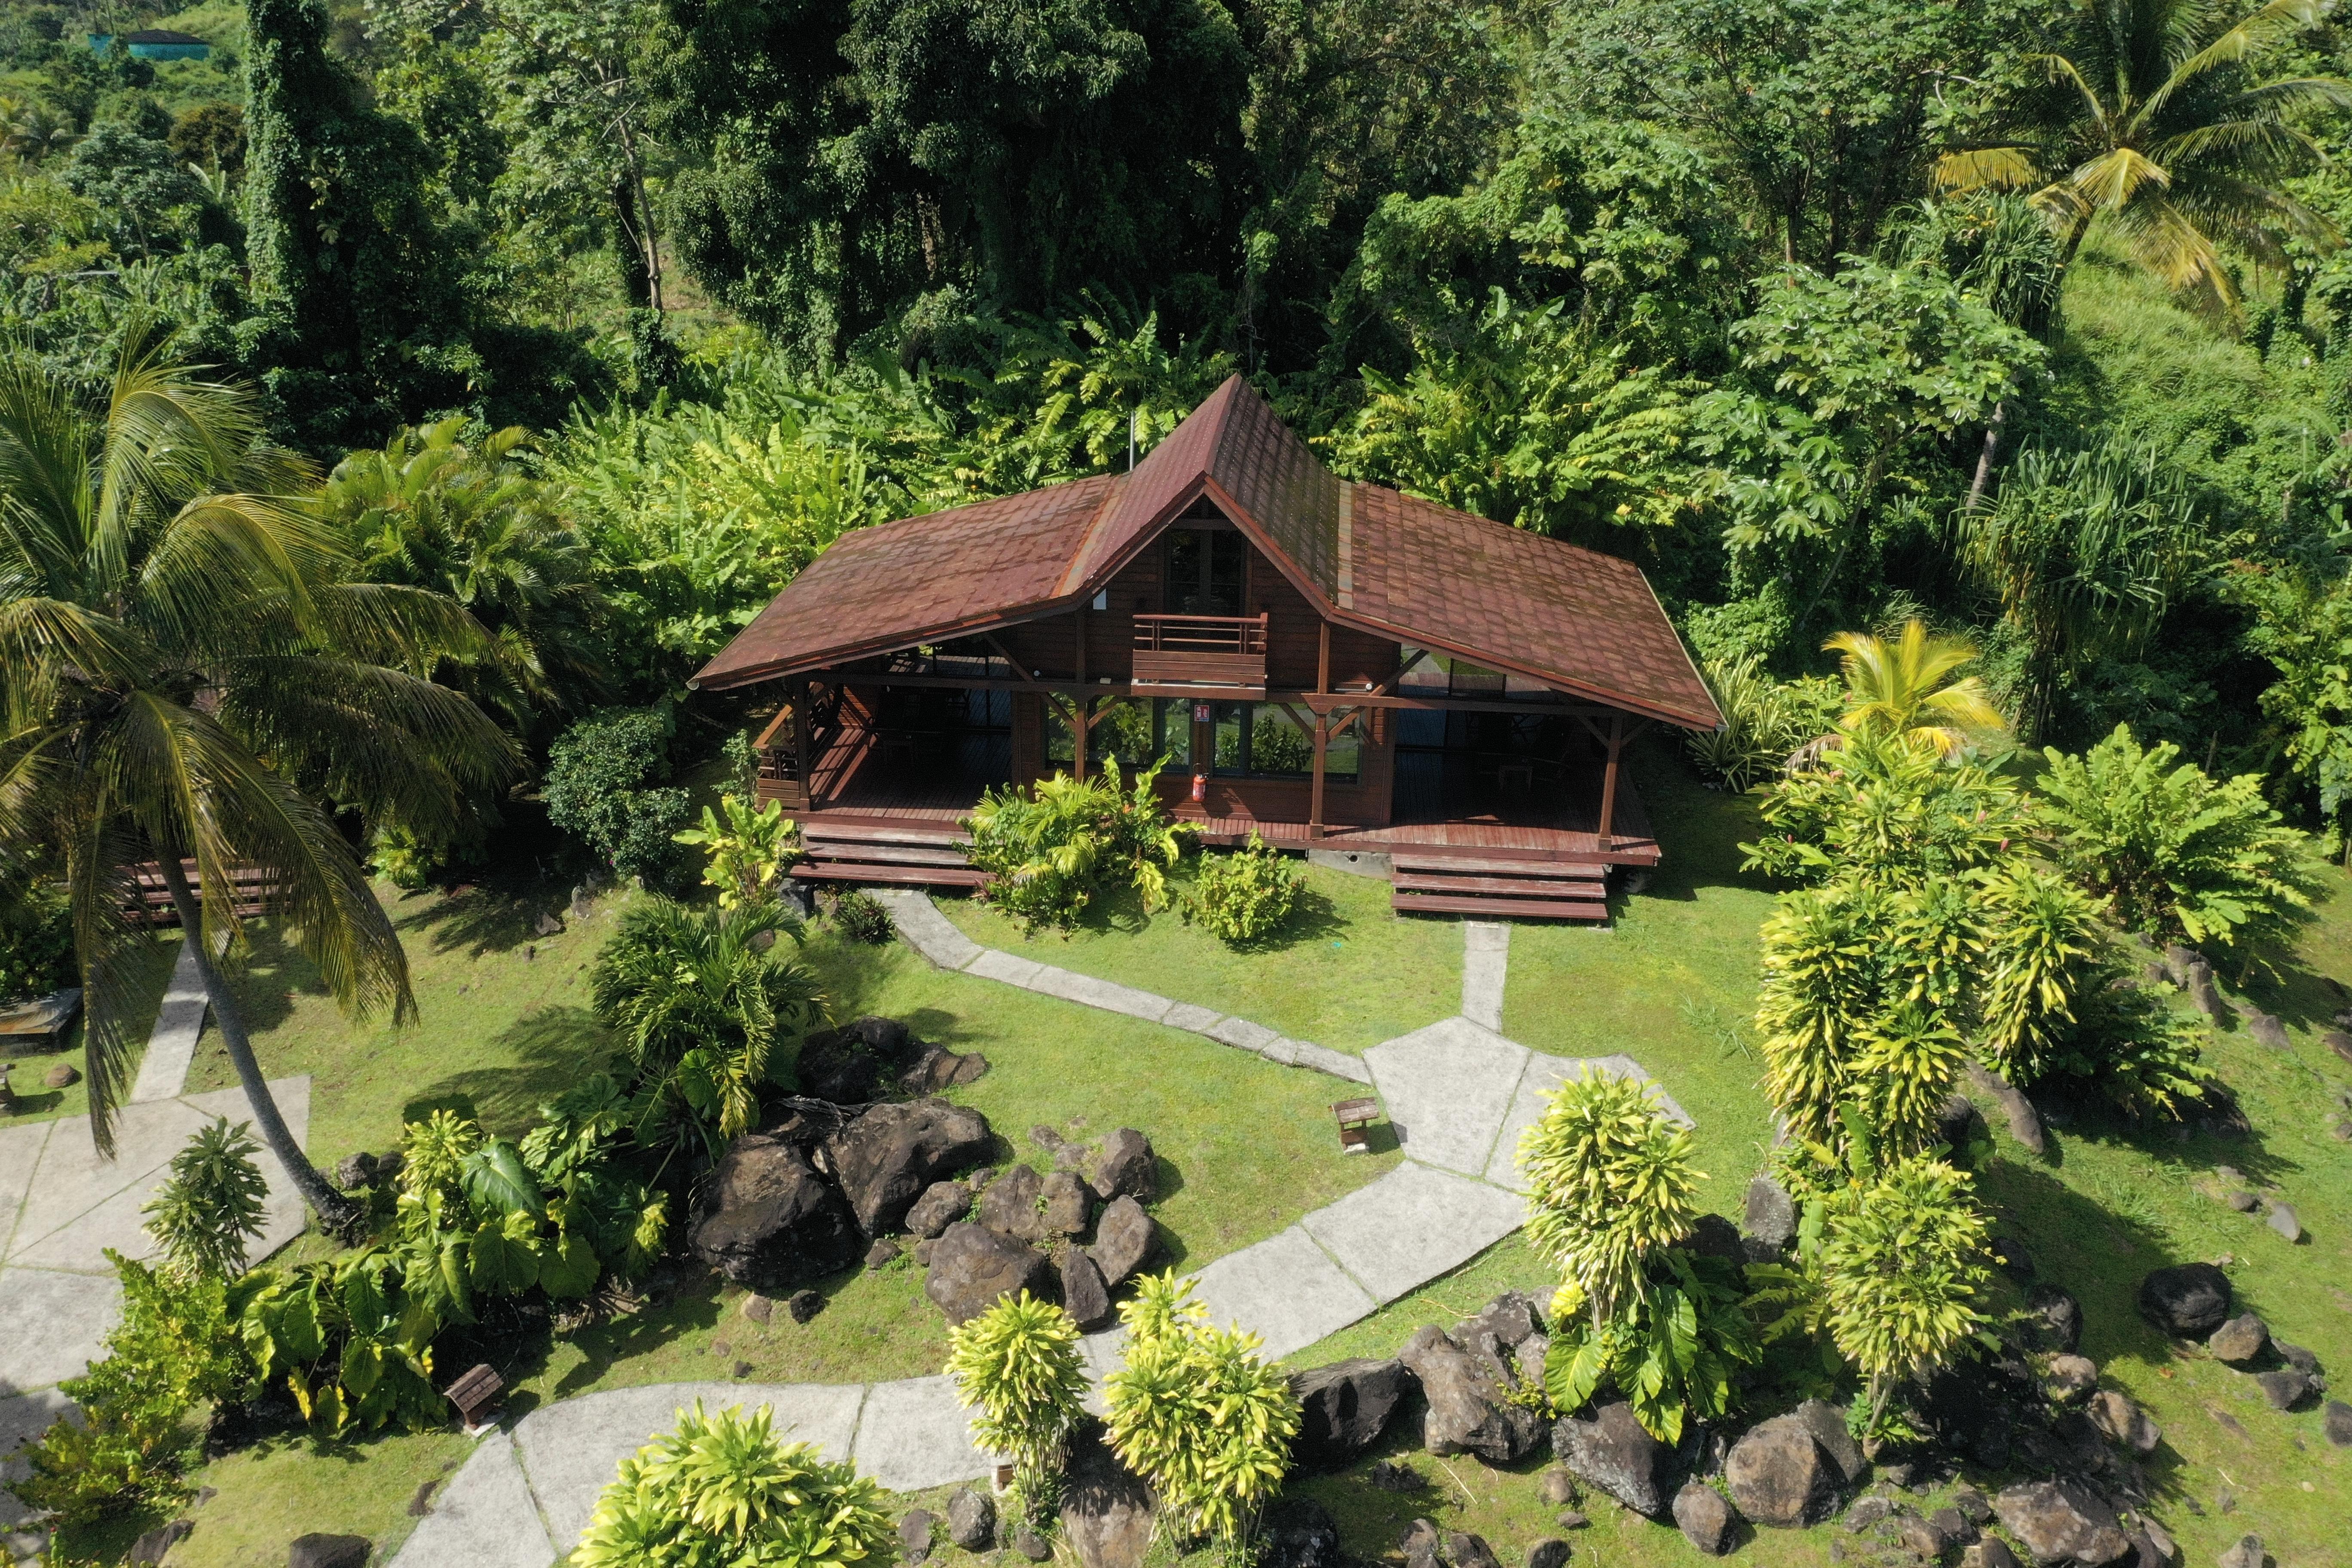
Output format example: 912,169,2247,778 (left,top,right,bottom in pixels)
1130,612,1269,697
